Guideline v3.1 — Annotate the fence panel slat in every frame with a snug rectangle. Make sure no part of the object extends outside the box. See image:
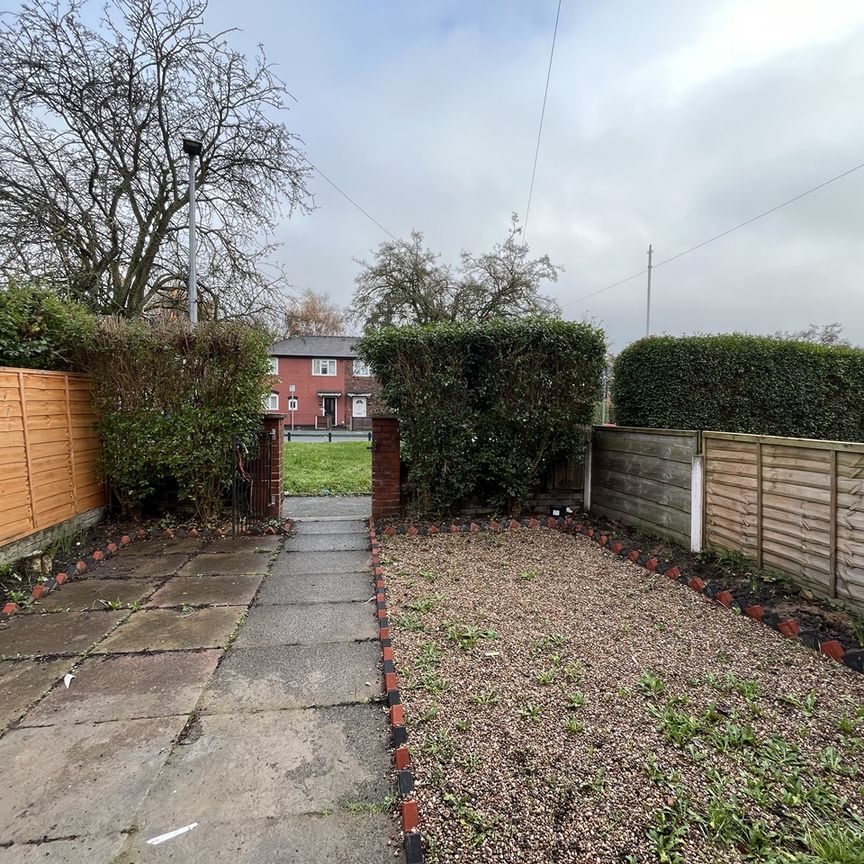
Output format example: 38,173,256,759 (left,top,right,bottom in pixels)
0,367,104,548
